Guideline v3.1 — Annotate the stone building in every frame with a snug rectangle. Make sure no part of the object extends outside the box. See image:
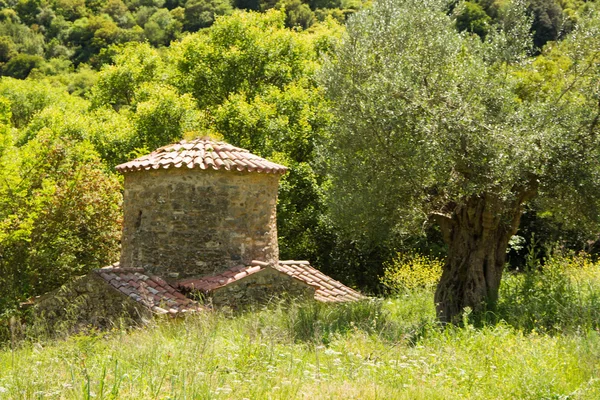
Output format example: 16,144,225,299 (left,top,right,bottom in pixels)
116,138,286,278
33,138,363,331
